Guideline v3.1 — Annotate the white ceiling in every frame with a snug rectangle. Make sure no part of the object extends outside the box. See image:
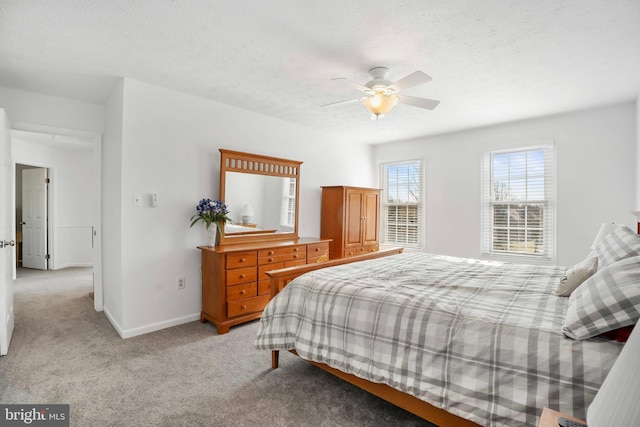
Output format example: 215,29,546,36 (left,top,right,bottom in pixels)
0,1,639,144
